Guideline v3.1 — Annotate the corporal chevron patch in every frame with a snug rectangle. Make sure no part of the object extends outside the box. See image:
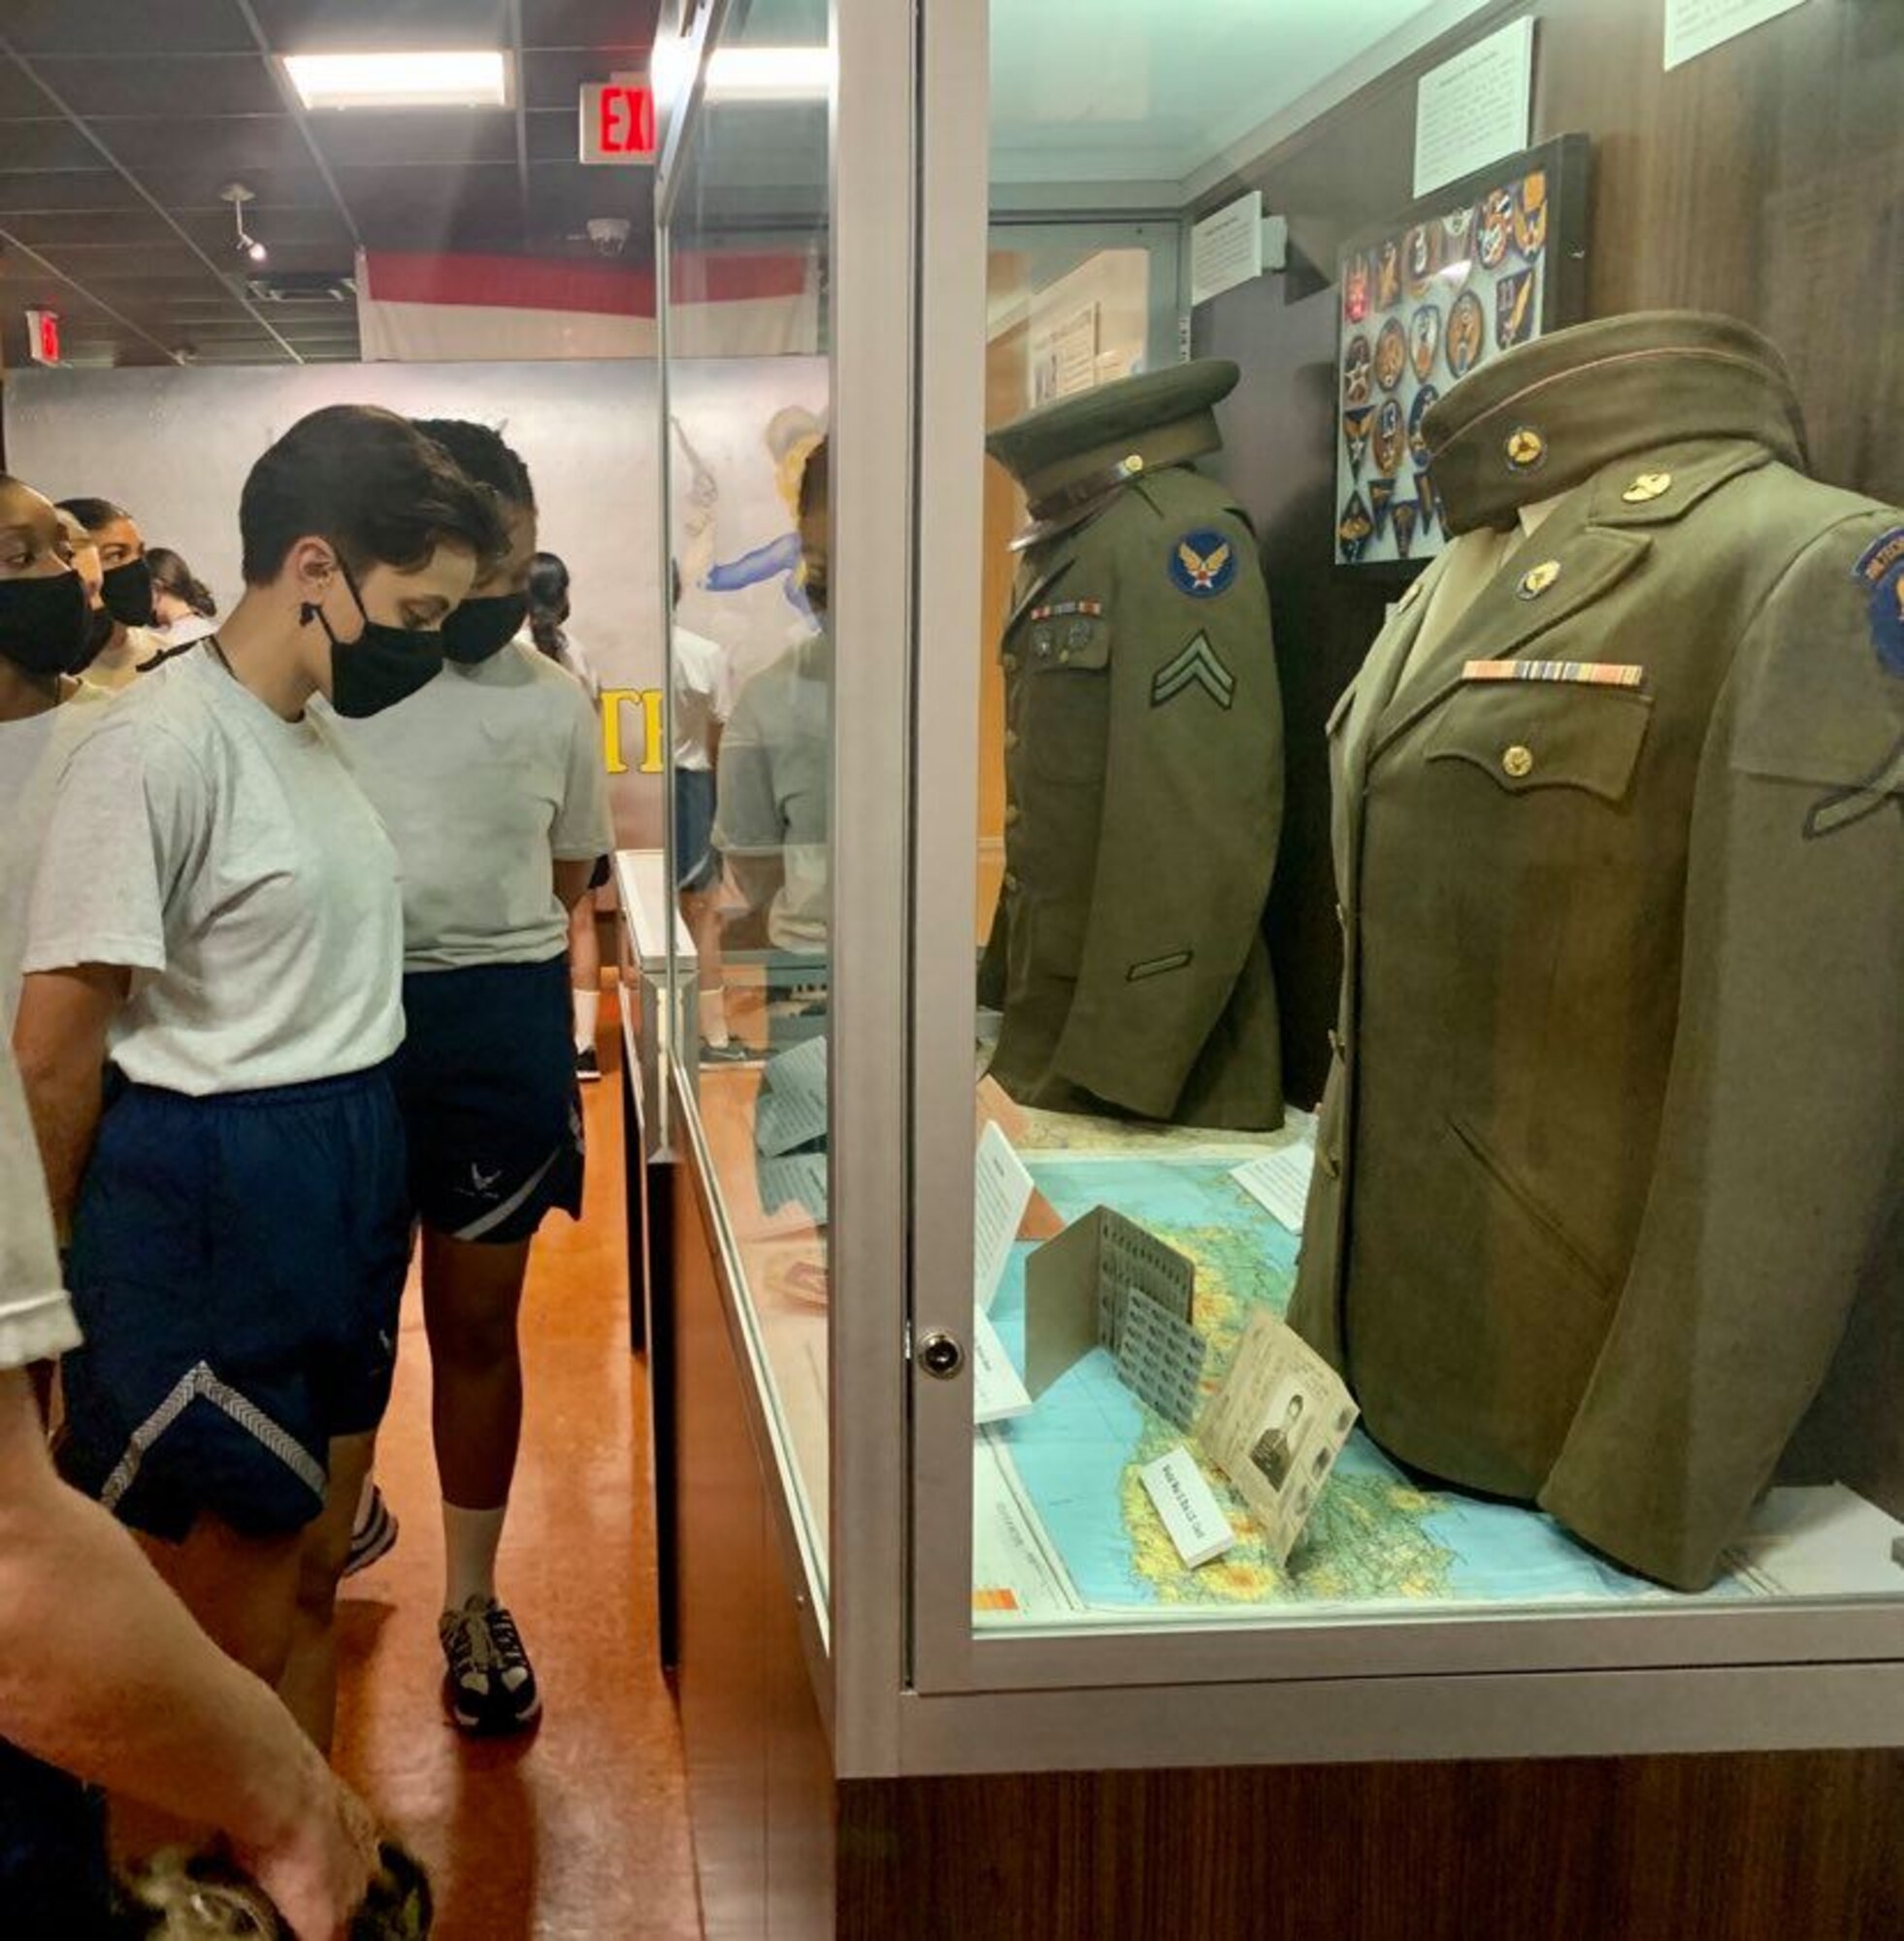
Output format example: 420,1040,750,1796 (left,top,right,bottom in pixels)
1151,632,1235,709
